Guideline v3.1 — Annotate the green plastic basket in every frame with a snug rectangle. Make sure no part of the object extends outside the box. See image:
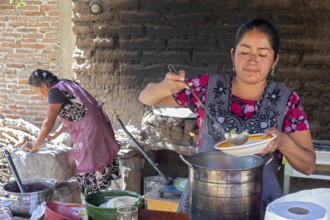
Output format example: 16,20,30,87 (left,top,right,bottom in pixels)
85,190,144,220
